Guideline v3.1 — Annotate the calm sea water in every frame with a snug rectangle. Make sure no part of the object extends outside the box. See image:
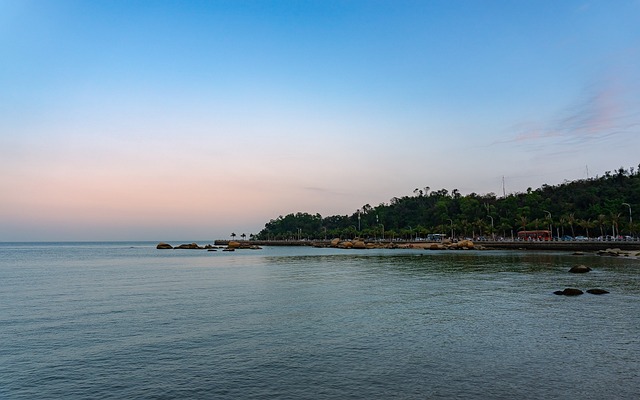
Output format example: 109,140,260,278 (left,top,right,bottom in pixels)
1,242,639,399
